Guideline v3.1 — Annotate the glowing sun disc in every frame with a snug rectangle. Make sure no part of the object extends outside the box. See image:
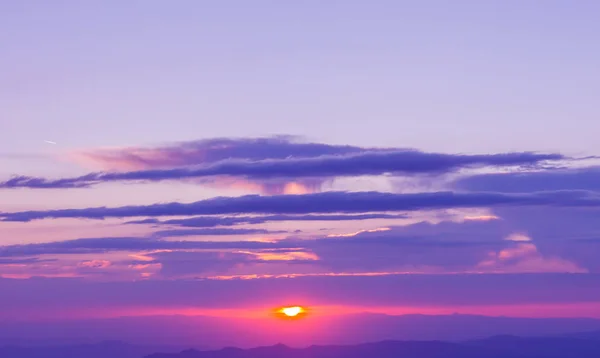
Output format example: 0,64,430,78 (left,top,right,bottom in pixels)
281,306,304,317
